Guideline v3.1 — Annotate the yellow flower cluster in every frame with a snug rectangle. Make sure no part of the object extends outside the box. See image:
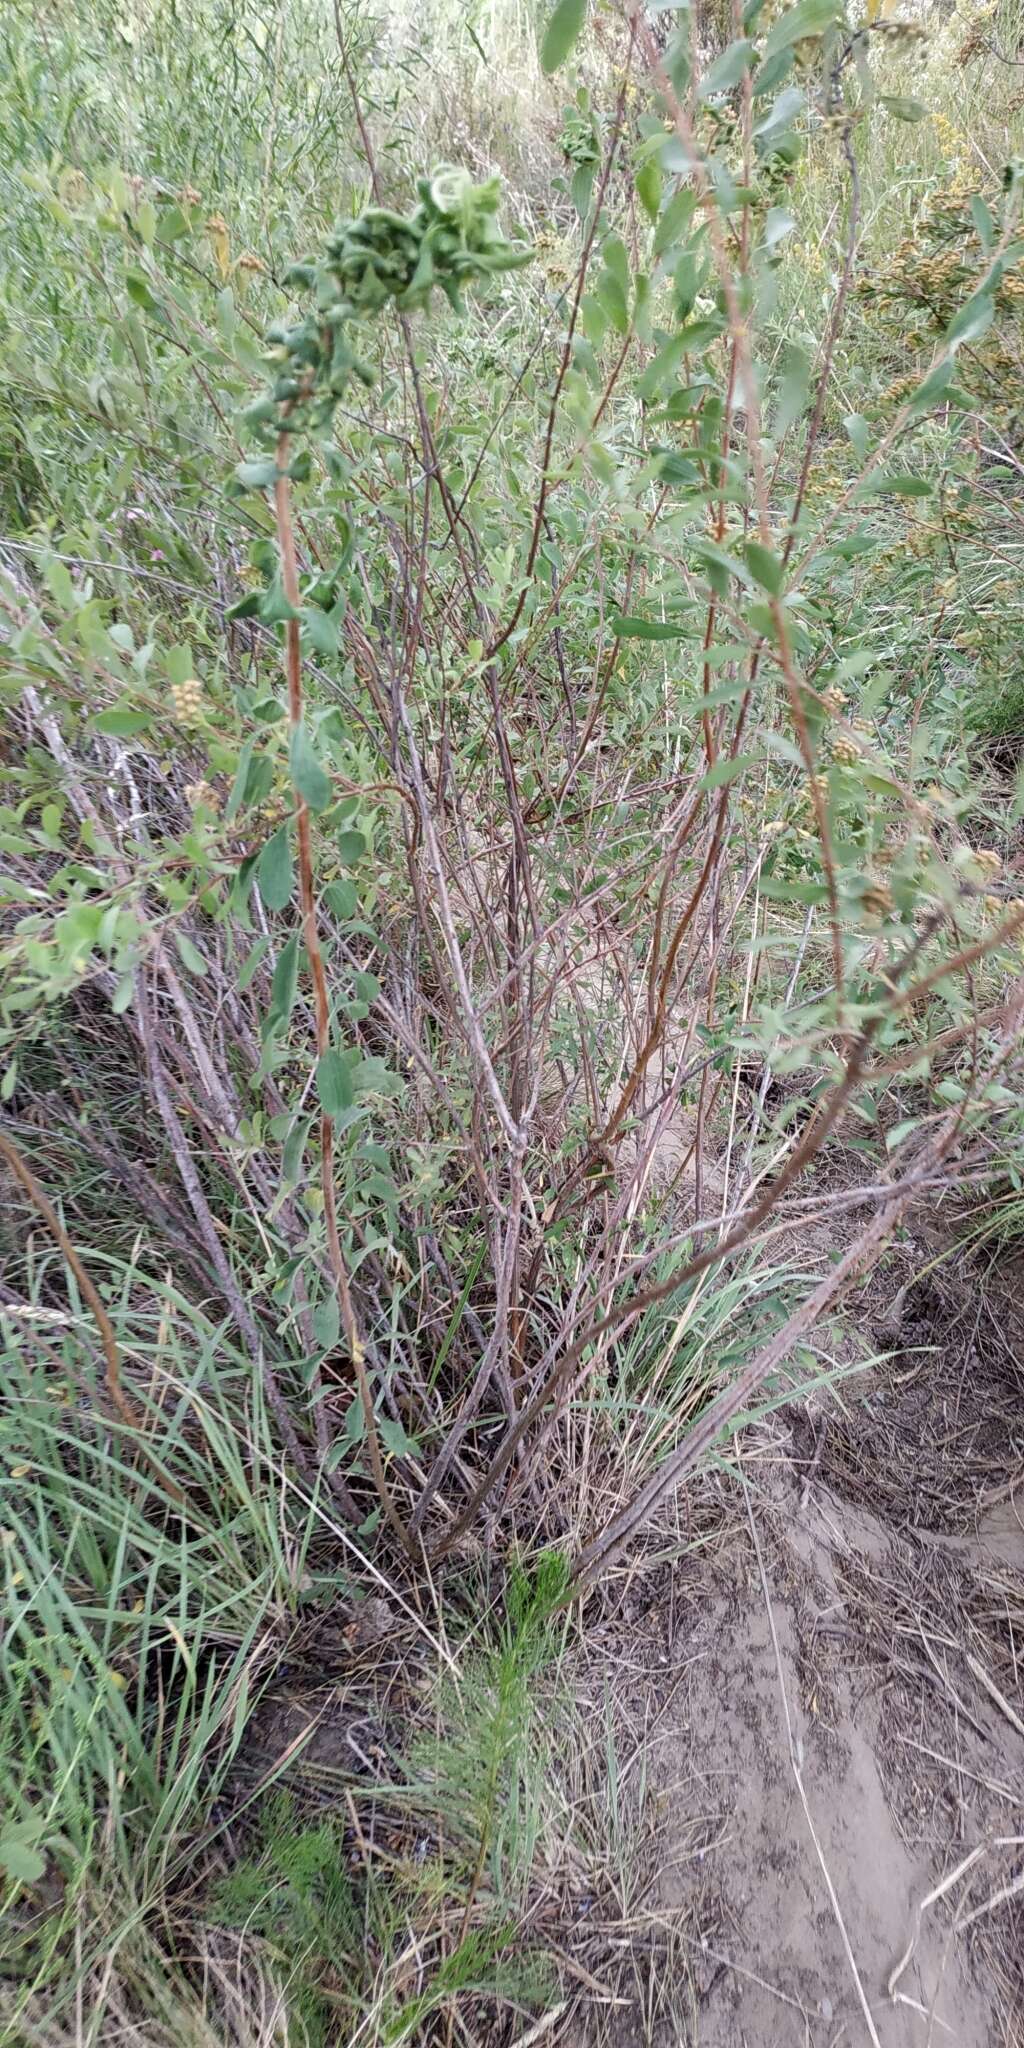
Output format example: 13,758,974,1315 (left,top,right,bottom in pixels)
930,249,963,284
804,466,847,495
857,230,965,315
932,111,963,155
